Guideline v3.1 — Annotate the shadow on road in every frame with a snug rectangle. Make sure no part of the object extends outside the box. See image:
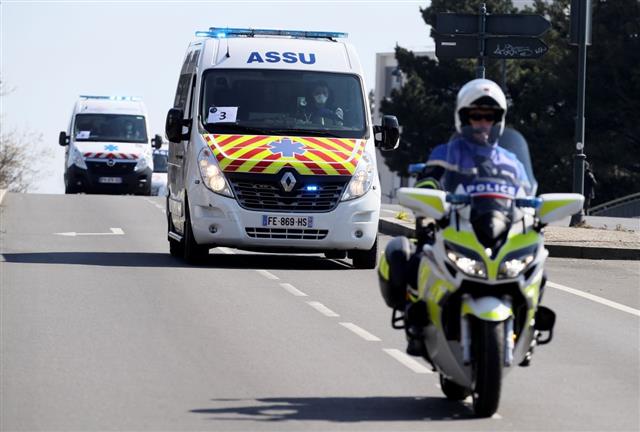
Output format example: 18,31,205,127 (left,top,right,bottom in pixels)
190,396,476,422
1,251,353,271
